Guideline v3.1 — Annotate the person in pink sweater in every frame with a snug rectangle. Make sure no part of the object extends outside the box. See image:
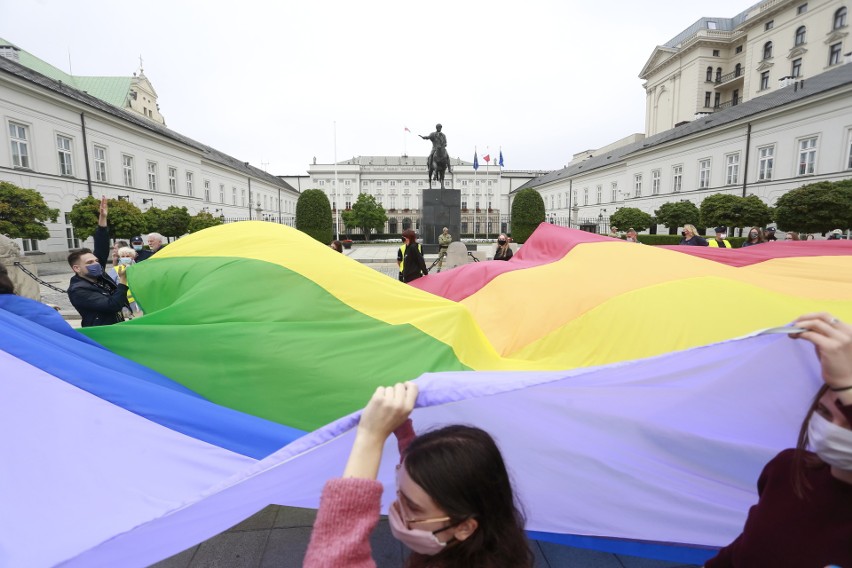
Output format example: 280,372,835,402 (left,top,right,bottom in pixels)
706,312,852,567
304,382,533,568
